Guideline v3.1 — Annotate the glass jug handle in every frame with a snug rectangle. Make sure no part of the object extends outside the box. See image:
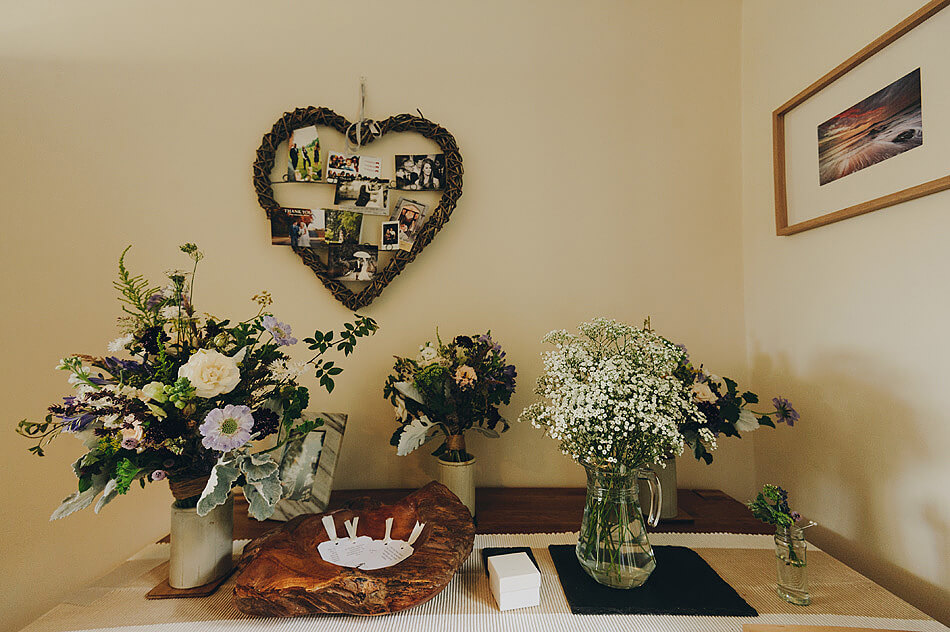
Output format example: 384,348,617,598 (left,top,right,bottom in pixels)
638,468,662,527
